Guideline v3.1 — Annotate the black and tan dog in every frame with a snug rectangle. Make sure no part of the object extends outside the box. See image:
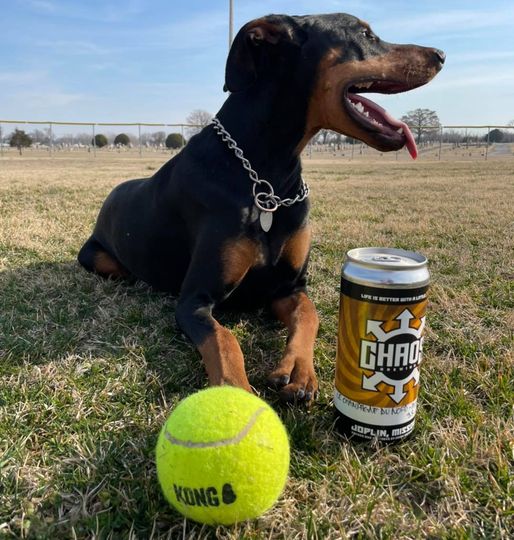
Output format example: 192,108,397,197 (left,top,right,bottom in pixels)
78,13,444,403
